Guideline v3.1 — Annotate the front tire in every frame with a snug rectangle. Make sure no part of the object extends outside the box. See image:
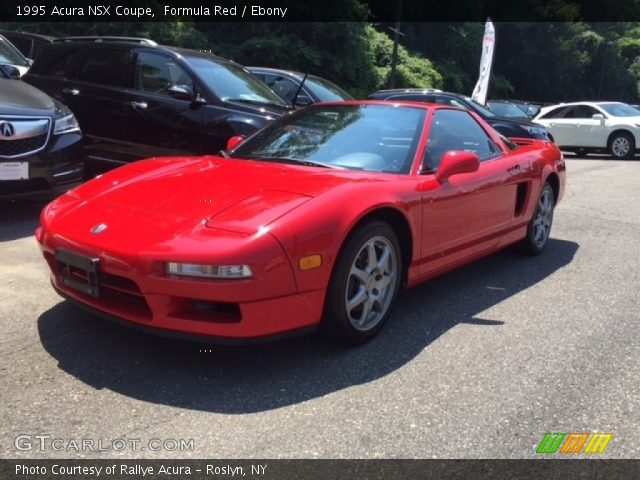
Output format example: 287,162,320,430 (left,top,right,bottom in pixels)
609,132,635,159
521,183,555,255
574,148,588,157
321,221,402,344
